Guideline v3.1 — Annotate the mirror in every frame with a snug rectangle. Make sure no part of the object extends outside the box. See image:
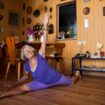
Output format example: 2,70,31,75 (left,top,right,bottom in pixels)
57,1,77,39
